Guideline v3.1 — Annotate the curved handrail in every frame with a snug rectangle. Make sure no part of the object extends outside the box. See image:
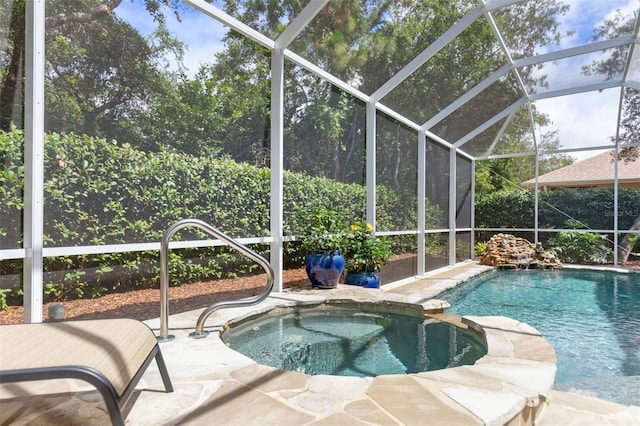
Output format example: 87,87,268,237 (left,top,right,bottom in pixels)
158,219,274,341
